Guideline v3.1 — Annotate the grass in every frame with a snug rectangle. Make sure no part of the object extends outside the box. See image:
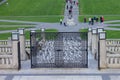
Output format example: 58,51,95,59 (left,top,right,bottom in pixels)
0,0,65,16
80,29,88,32
108,26,120,28
0,0,65,22
0,16,64,23
107,22,120,24
79,0,120,22
106,30,120,39
79,0,120,15
0,26,34,31
80,29,120,39
0,21,33,25
0,29,58,40
0,33,11,40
